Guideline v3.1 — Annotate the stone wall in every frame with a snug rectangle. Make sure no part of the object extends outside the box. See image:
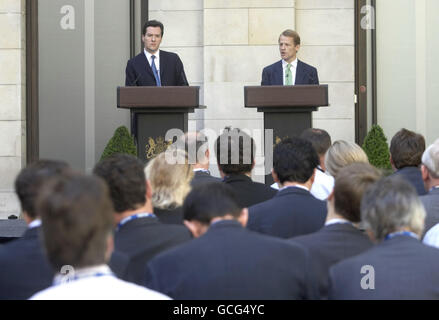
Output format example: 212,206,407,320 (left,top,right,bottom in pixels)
0,0,25,219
